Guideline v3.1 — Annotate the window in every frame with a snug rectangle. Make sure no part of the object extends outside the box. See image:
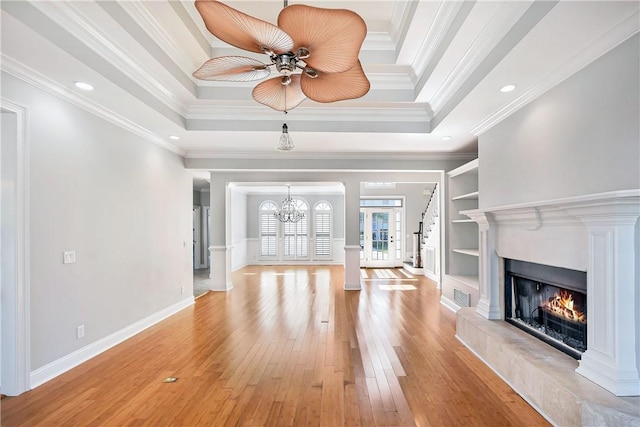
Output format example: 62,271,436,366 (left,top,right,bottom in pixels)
360,198,403,207
283,198,308,258
259,201,278,257
314,201,332,258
